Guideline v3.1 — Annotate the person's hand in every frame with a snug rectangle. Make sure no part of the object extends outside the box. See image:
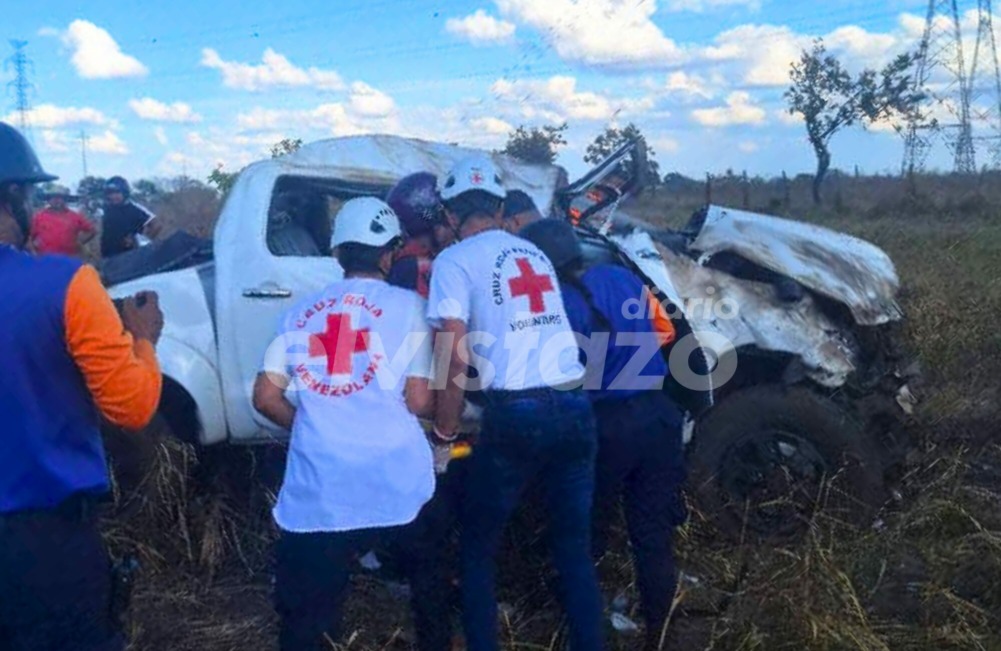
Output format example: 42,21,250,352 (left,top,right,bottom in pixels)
121,291,164,345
